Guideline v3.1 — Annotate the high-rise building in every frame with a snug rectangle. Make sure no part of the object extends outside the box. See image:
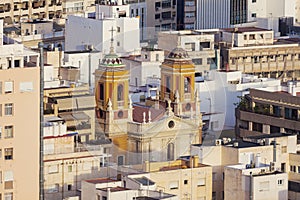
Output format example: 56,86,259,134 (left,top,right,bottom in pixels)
0,20,40,199
0,0,95,25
